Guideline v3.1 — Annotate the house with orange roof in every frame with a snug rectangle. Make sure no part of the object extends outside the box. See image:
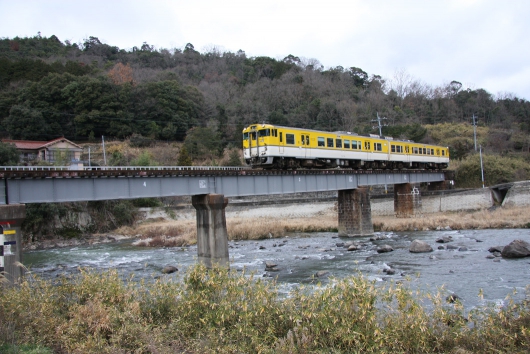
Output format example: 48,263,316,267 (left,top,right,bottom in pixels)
1,137,83,168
